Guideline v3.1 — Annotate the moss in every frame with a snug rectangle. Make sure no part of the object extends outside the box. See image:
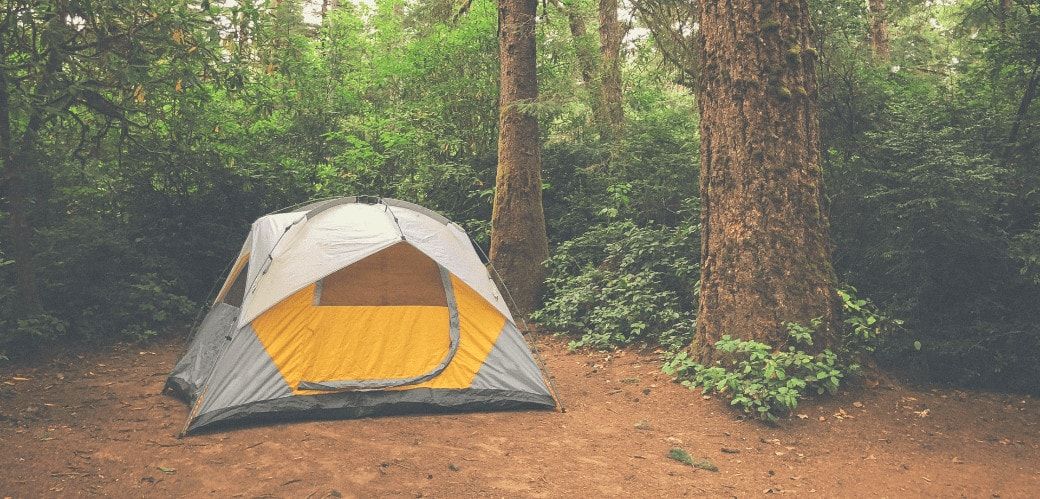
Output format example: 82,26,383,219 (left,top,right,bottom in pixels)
667,448,719,472
786,45,801,63
804,46,819,59
667,448,693,466
795,86,808,97
693,458,720,472
777,86,792,100
761,18,780,33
